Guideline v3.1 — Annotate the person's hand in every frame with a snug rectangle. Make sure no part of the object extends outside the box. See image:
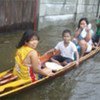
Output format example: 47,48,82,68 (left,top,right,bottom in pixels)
72,38,78,45
44,49,54,55
42,67,54,77
44,51,51,55
47,72,54,77
85,27,90,33
75,61,79,67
